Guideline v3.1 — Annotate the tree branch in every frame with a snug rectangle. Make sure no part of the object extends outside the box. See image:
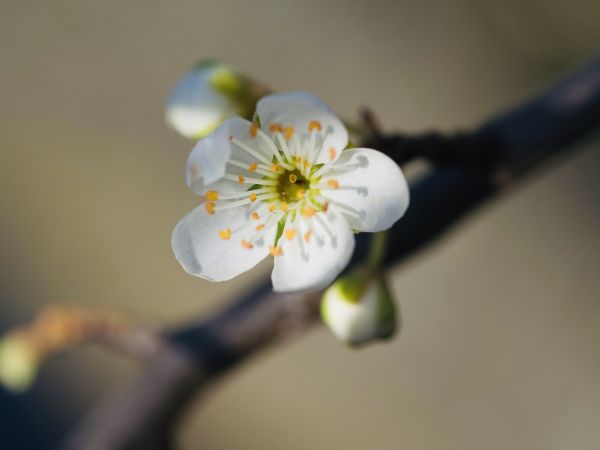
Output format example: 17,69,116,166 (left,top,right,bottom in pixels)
61,57,600,450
